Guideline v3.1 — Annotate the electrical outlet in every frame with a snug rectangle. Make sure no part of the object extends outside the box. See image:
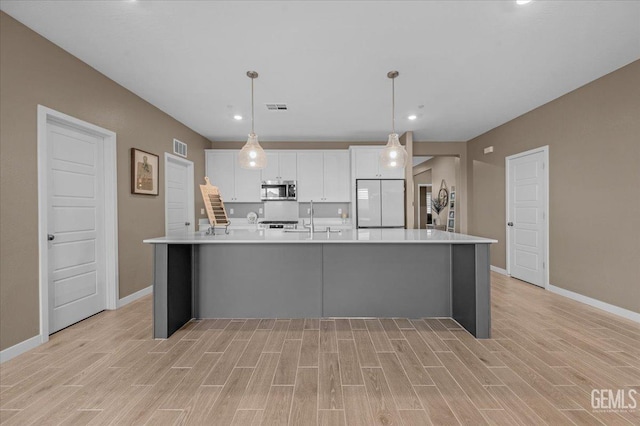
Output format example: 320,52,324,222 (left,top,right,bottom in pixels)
307,208,311,215
200,208,205,215
230,208,234,215
259,208,263,214
338,208,342,215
